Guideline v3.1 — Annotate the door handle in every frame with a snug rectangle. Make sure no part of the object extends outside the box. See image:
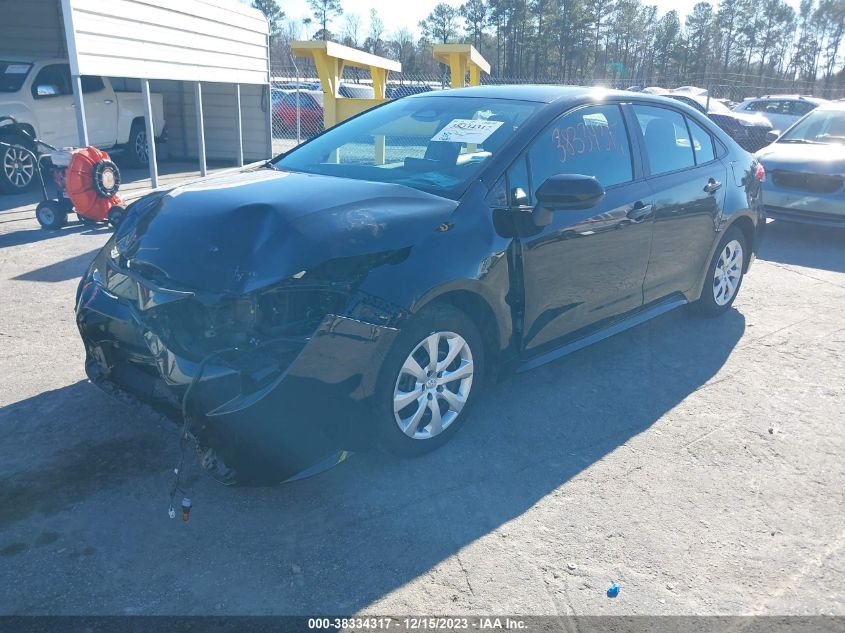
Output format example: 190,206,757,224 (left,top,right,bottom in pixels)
703,178,722,194
104,99,114,104
626,202,653,222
